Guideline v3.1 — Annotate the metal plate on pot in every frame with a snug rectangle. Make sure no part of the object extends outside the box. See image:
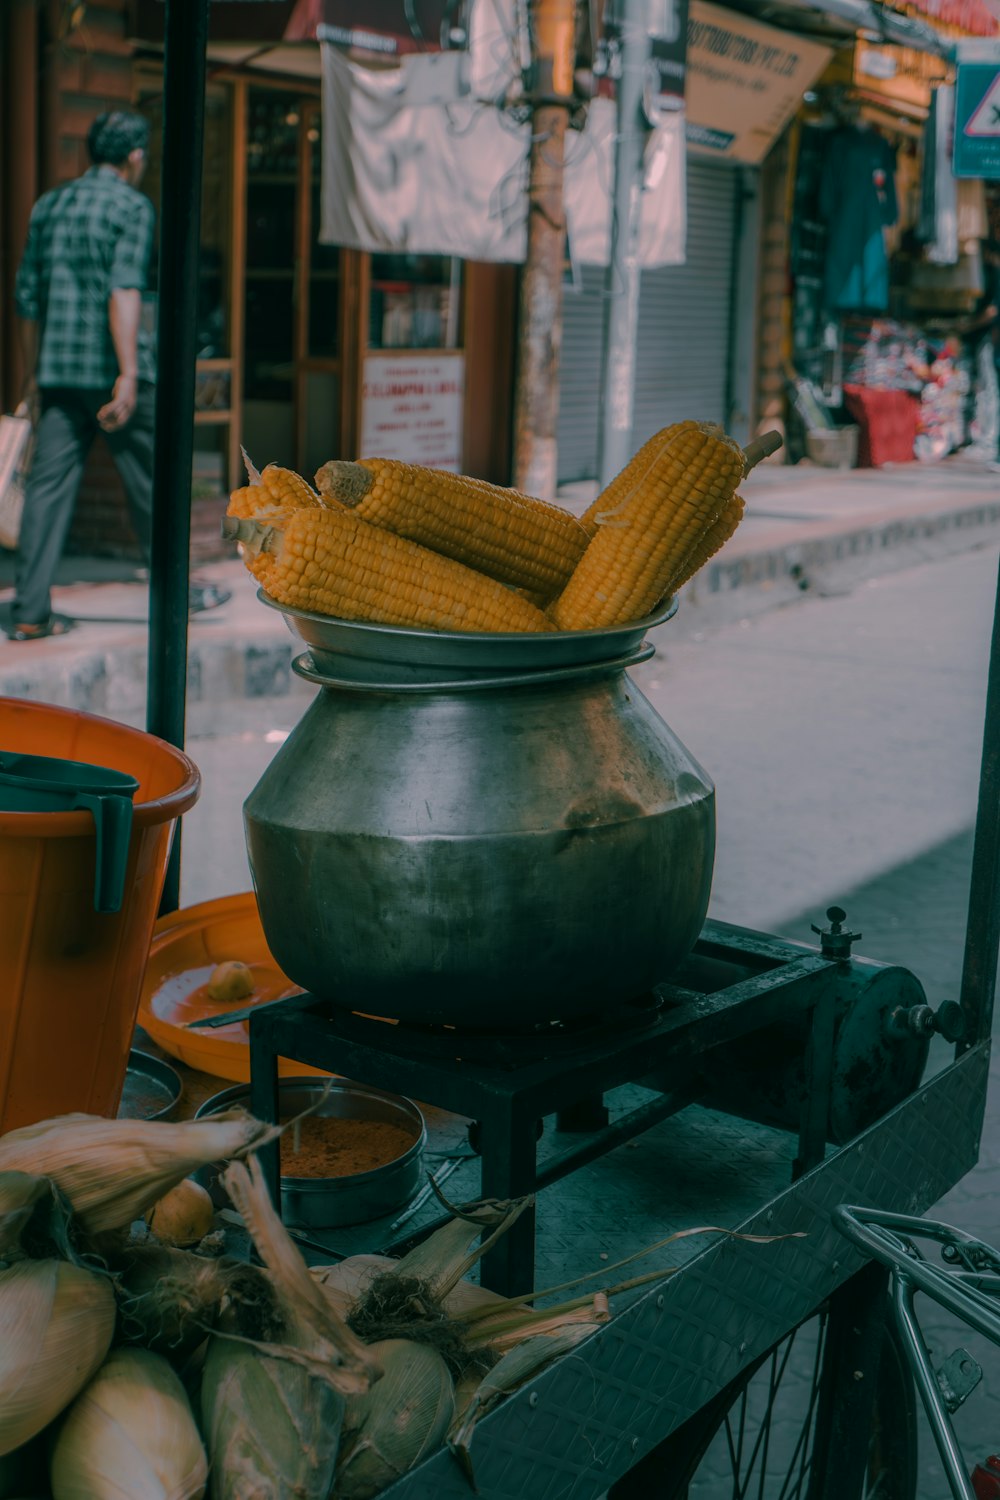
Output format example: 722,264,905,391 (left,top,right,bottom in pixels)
261,590,677,683
118,1049,182,1121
